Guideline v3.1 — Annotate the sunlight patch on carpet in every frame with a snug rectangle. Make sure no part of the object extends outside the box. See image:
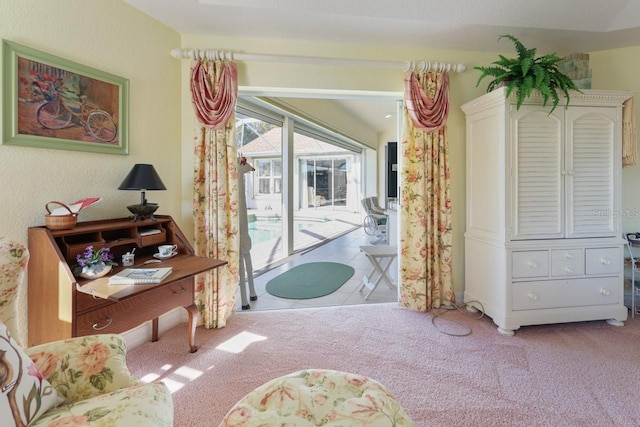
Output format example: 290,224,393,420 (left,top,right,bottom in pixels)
161,378,185,393
216,331,267,353
141,371,185,393
139,363,202,393
140,373,160,383
175,366,203,381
